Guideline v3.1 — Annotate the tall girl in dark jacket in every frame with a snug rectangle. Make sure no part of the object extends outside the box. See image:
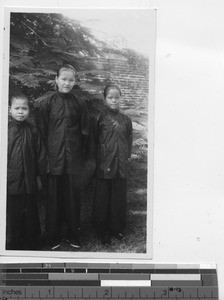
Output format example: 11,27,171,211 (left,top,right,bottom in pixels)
36,64,88,250
7,94,46,250
92,84,132,245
